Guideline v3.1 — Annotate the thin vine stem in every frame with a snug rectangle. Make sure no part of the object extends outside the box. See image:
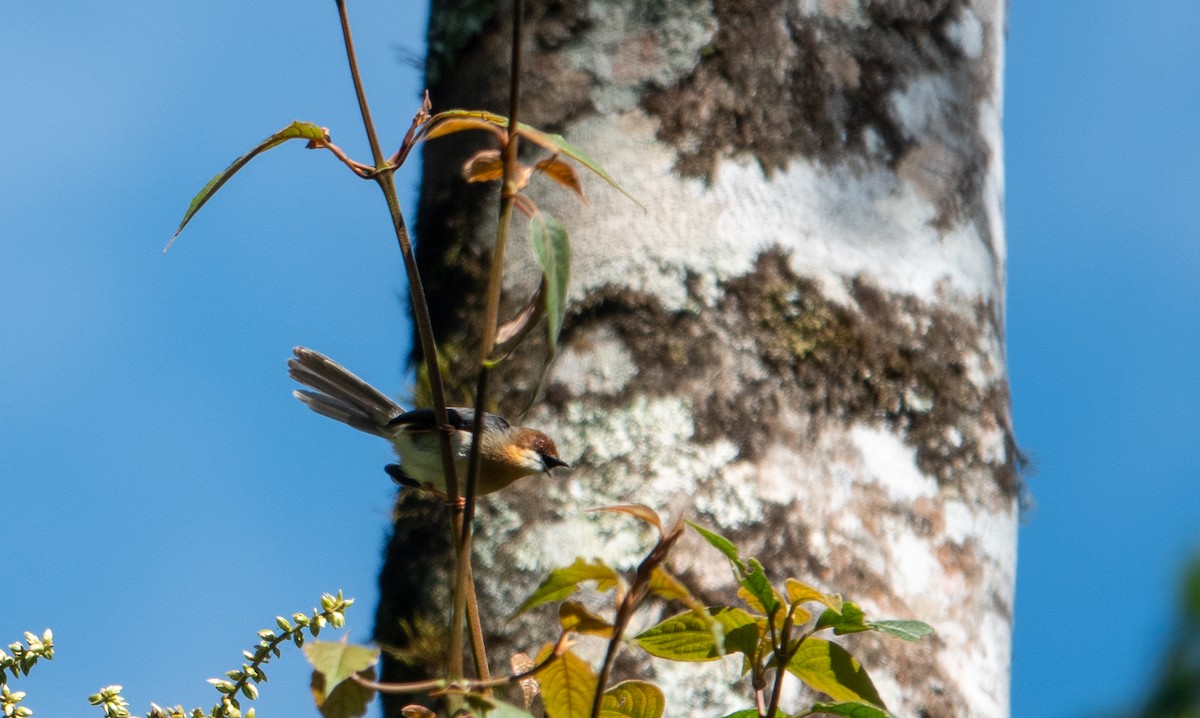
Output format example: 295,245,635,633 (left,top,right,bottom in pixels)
454,0,527,692
331,0,486,688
